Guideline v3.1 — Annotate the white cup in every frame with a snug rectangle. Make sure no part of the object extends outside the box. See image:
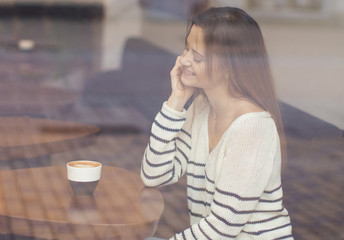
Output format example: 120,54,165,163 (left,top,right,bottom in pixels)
67,160,102,195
